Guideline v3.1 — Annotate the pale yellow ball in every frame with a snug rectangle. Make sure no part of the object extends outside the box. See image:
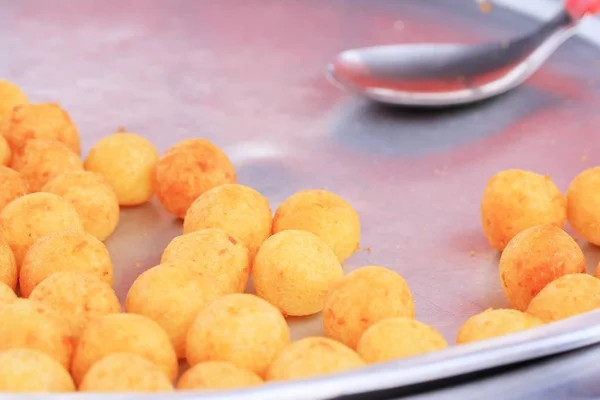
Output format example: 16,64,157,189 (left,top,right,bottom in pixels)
20,230,114,297
79,353,174,392
527,273,600,323
0,349,75,393
186,293,290,376
0,80,28,122
0,192,84,267
0,165,28,212
17,139,83,192
481,170,566,251
125,260,223,359
456,309,544,344
323,265,415,349
29,271,121,339
161,228,250,294
357,318,448,364
273,189,360,262
266,337,364,381
84,132,159,206
567,167,600,245
0,236,17,291
0,299,75,370
72,313,178,385
177,361,263,391
253,230,343,316
499,224,586,311
183,184,272,260
42,171,120,241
